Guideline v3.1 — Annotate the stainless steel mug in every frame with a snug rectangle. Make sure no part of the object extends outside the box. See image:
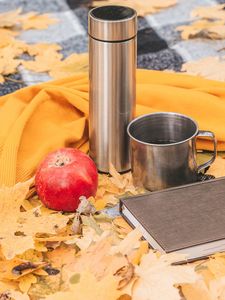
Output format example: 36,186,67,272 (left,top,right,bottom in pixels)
88,5,137,173
127,112,217,191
